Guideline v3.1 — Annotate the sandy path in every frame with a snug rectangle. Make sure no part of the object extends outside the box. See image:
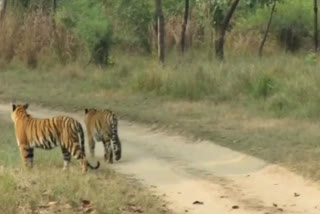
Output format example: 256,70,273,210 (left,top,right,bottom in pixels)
2,103,320,214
